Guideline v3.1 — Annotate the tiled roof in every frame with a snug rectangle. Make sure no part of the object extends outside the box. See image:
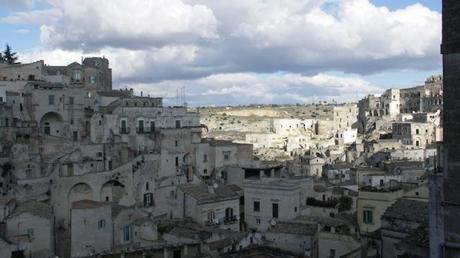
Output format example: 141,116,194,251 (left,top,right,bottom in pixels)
382,199,427,224
267,221,317,235
72,199,111,209
179,184,240,204
10,200,52,219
